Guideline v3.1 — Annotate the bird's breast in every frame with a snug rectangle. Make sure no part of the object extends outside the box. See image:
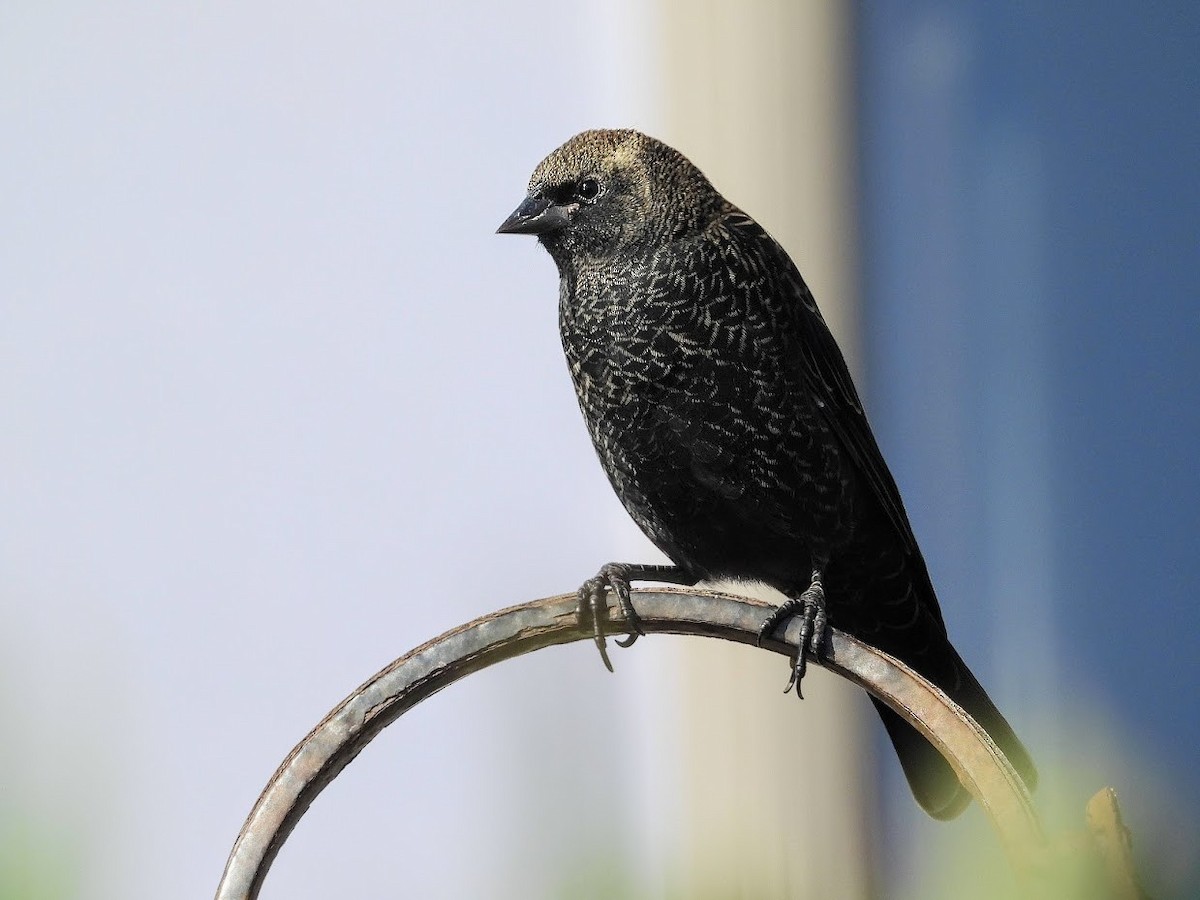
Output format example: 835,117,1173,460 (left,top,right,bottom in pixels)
557,265,859,567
